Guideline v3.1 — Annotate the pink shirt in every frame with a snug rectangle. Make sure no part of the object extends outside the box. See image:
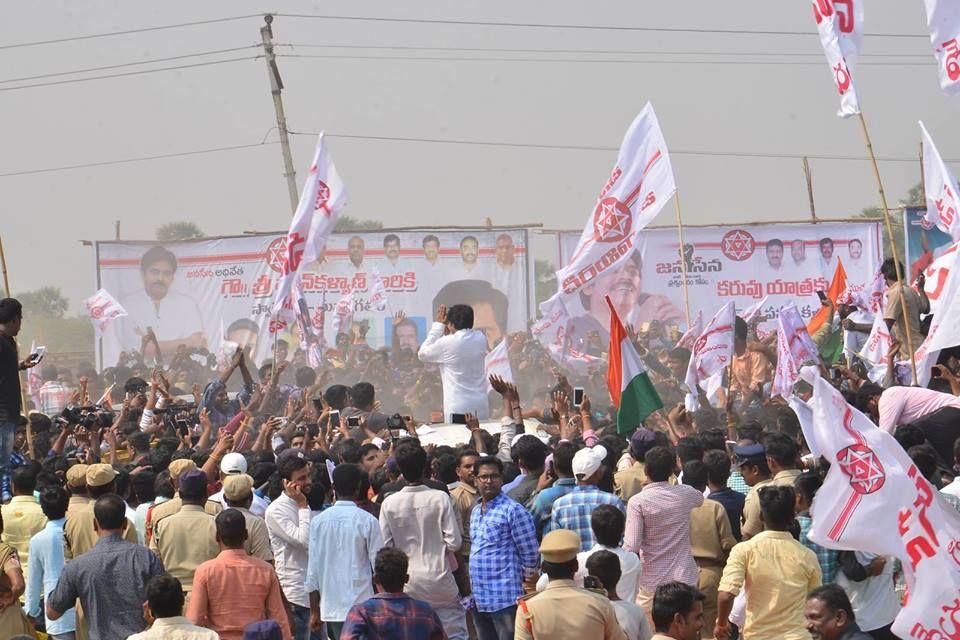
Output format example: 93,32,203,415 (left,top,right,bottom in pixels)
623,482,704,592
877,386,960,433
